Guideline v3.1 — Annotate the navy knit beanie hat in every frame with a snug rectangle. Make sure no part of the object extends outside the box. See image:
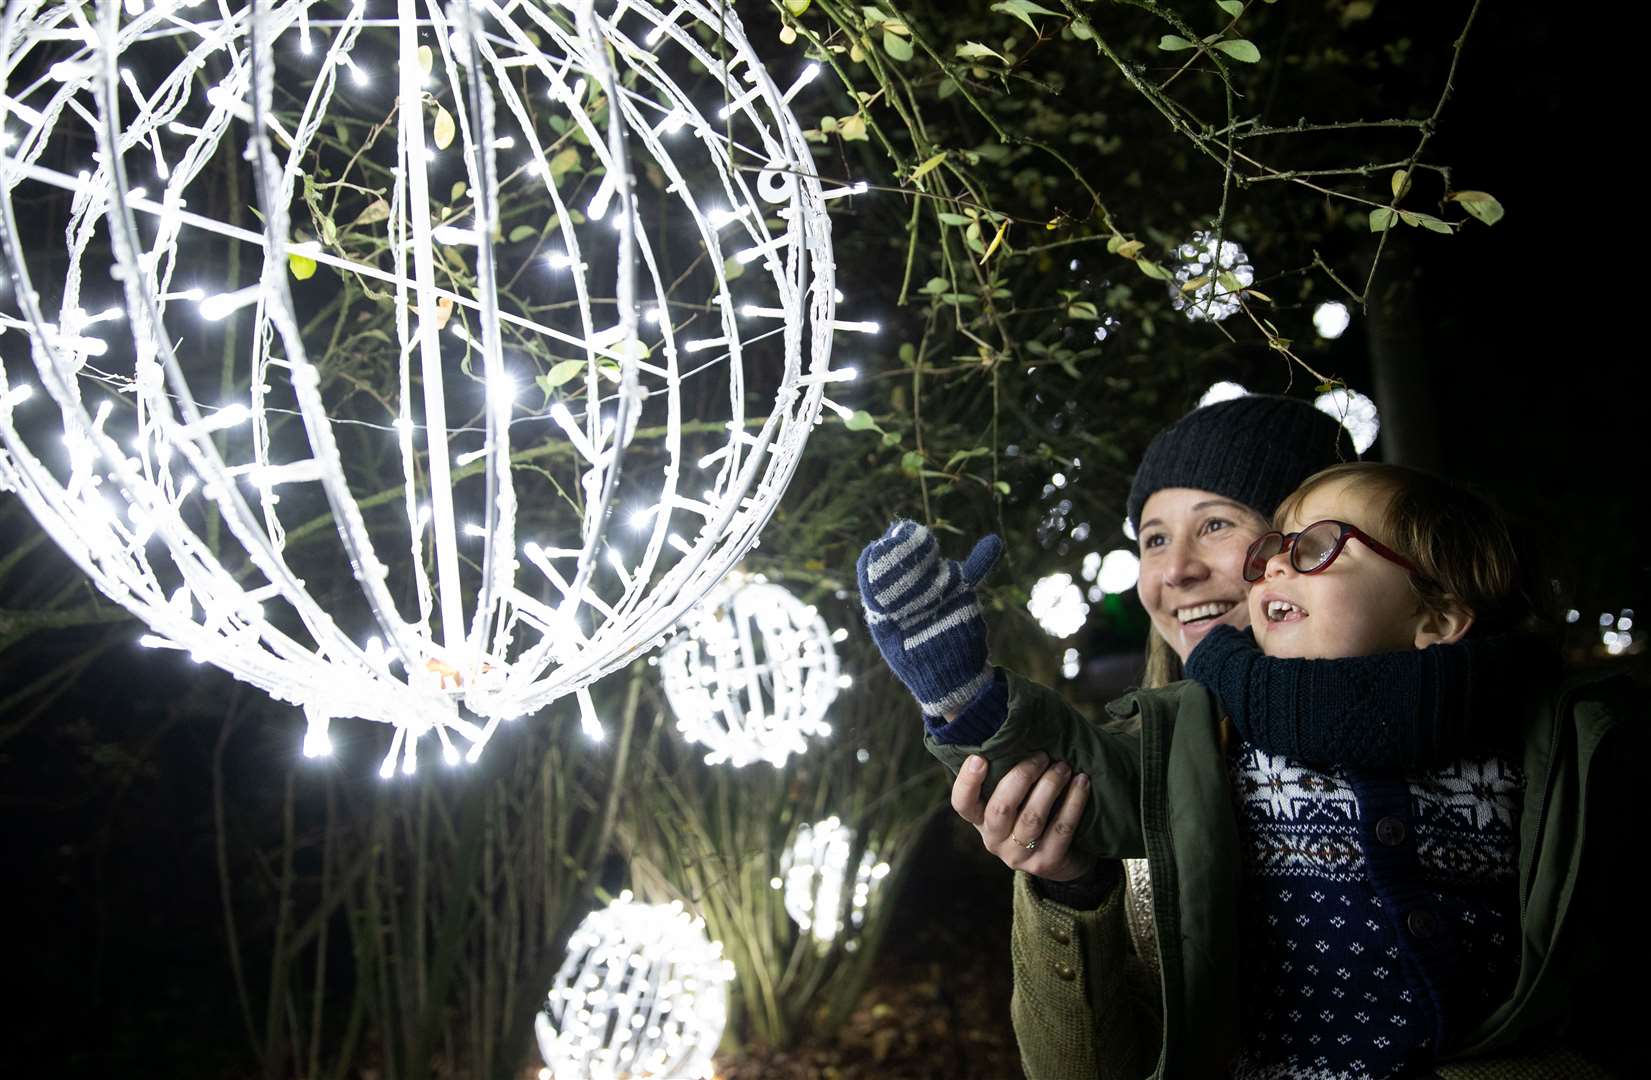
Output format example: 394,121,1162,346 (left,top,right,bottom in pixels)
1126,394,1354,531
